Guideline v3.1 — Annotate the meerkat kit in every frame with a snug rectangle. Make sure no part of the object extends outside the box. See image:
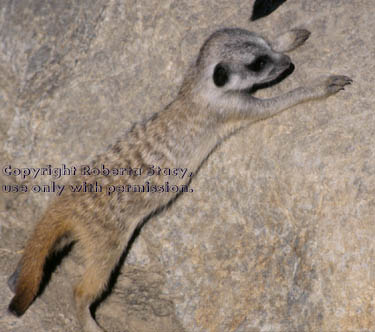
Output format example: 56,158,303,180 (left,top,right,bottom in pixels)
8,3,352,332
